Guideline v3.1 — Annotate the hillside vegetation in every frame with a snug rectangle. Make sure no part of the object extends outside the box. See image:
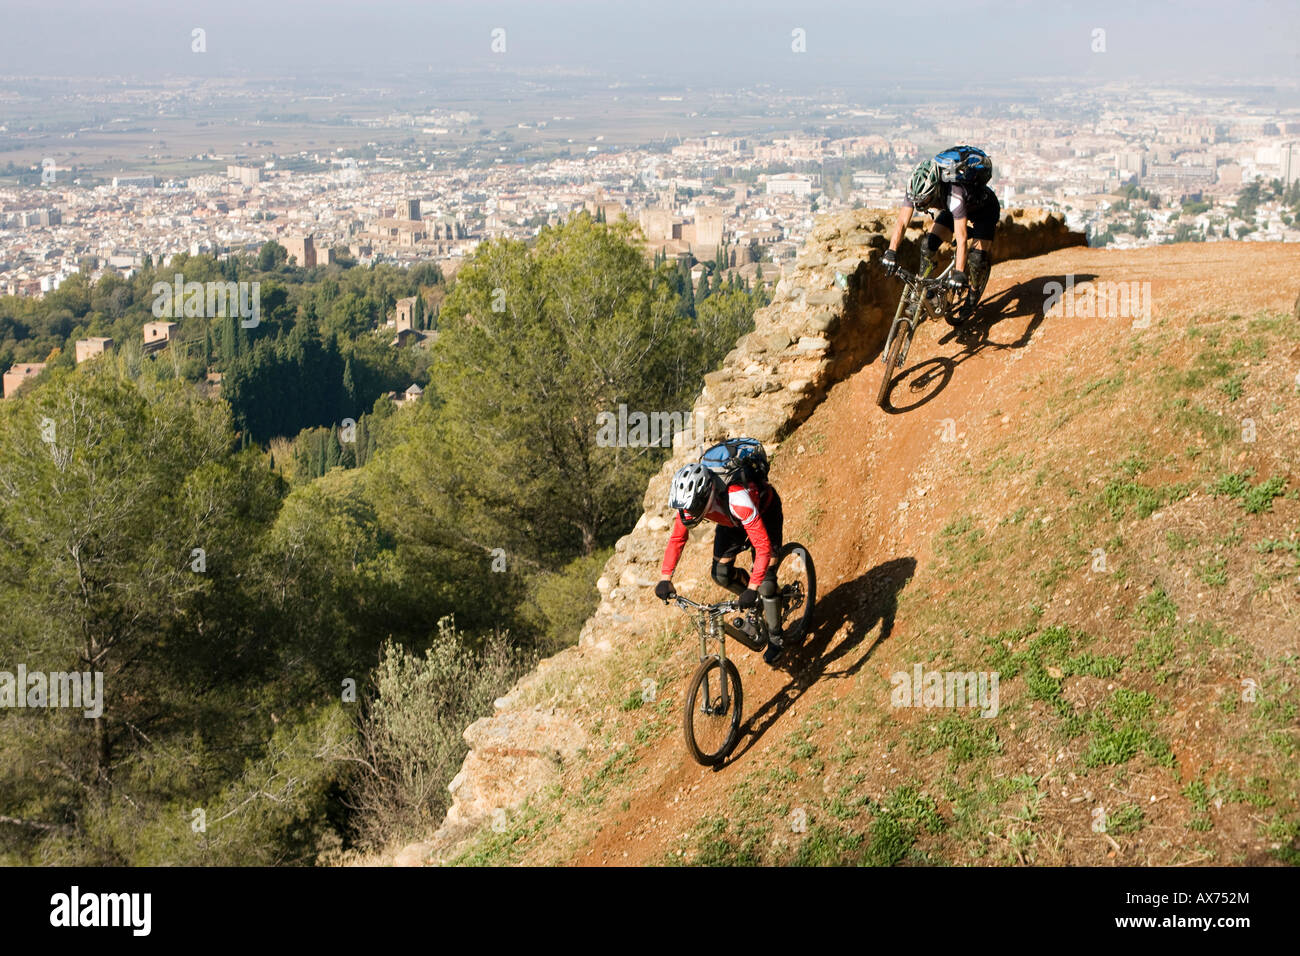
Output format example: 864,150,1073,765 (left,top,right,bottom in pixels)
0,215,765,863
